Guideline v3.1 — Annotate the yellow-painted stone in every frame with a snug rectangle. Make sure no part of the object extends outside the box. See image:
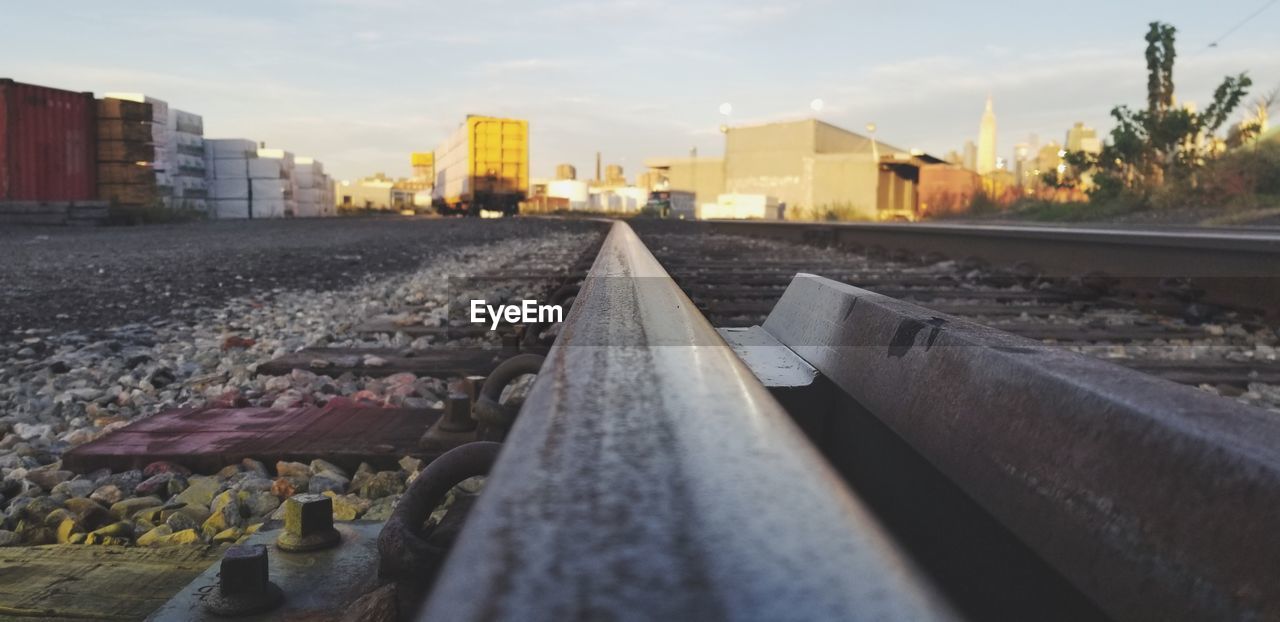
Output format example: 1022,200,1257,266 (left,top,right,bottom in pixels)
87,521,133,543
209,490,236,514
136,525,173,546
163,529,201,545
57,518,84,544
44,508,75,530
109,497,163,520
201,507,241,538
322,490,370,521
137,507,166,524
212,527,243,544
68,532,88,545
245,523,263,535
